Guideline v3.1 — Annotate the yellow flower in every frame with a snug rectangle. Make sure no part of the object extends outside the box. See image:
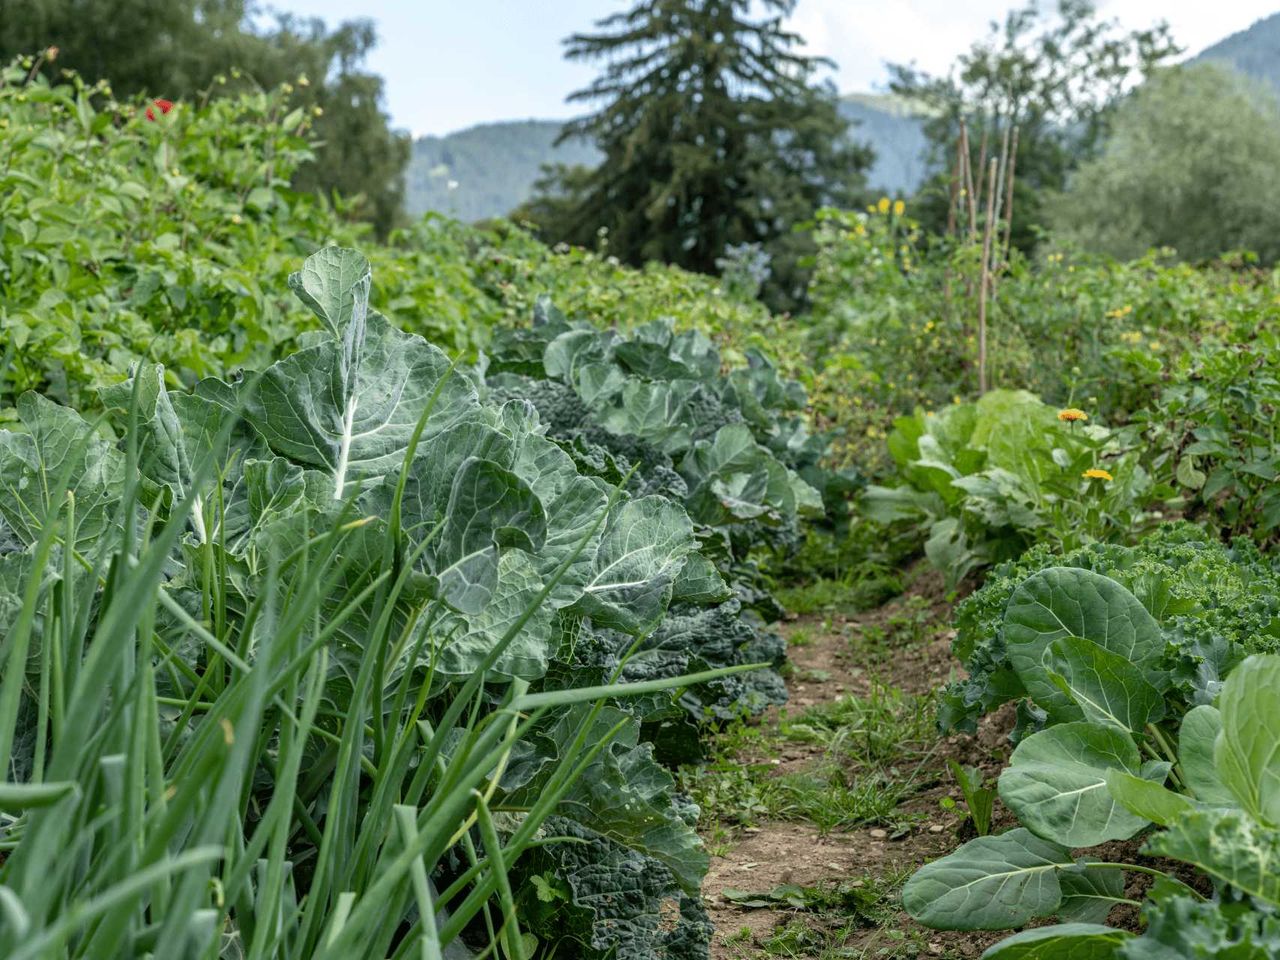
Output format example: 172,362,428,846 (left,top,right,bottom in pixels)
1083,468,1113,482
877,197,891,214
893,199,905,216
231,213,243,225
1058,408,1089,423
